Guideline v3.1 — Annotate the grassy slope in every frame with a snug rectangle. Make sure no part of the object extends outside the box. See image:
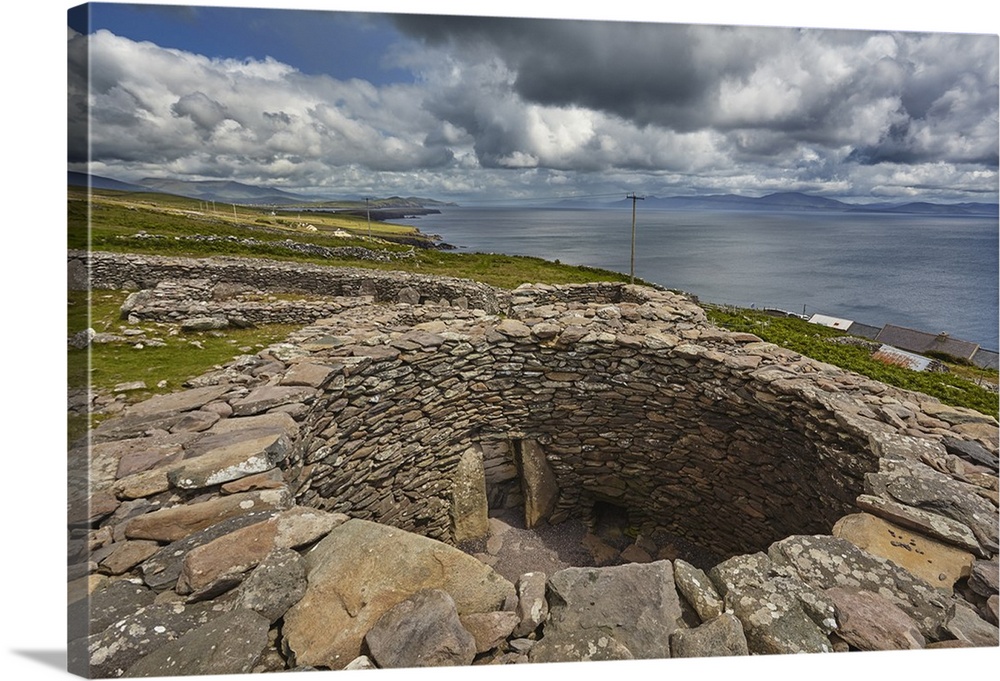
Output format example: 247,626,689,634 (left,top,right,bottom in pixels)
68,188,998,417
706,306,998,416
